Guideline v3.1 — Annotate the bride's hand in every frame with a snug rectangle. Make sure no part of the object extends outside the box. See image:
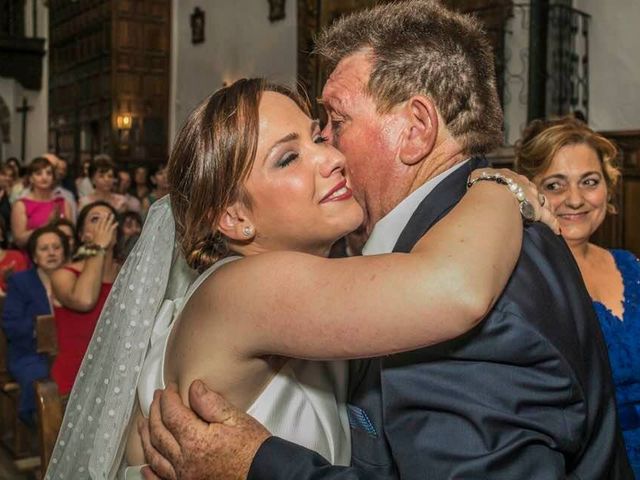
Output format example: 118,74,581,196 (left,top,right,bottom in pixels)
468,168,560,235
